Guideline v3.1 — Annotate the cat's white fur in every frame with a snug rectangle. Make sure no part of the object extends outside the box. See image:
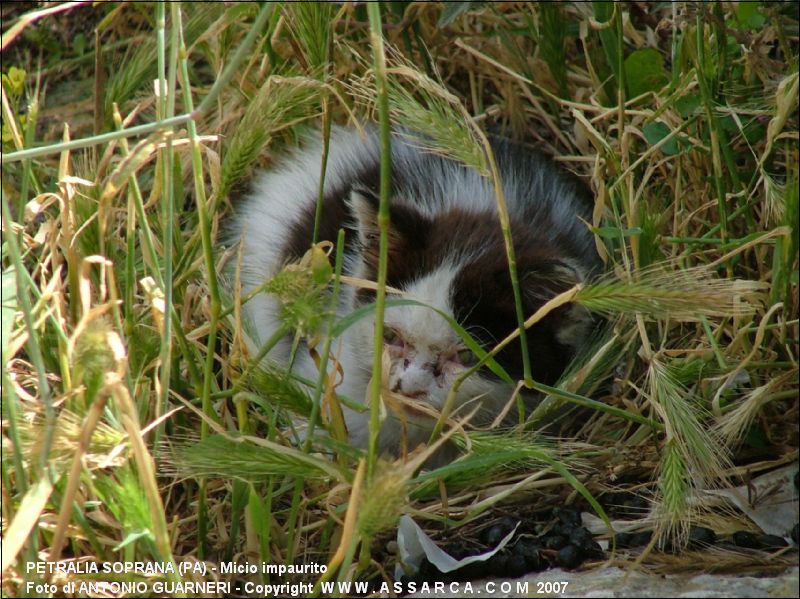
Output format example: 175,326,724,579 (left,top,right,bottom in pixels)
229,126,597,458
